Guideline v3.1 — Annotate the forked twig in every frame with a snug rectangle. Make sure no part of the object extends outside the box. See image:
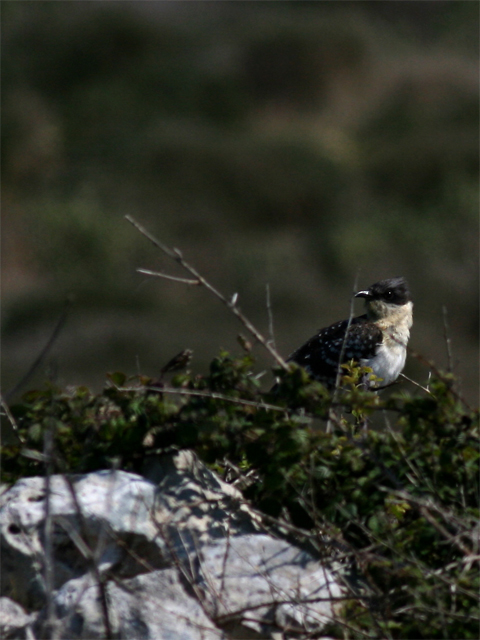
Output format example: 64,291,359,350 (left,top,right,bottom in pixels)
399,373,434,396
407,346,472,410
125,215,287,370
